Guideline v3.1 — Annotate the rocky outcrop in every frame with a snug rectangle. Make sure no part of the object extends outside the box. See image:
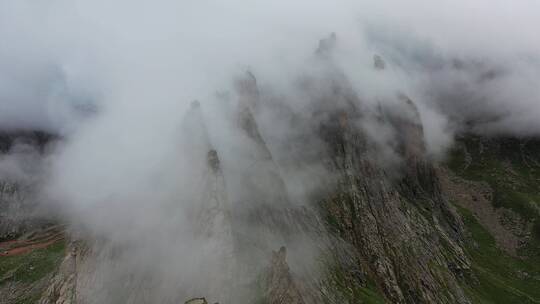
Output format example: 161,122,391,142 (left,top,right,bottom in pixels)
185,298,208,304
38,242,79,304
263,247,305,304
438,167,524,256
0,130,56,241
0,131,55,154
231,72,326,269
315,32,337,57
373,55,386,70
0,181,39,241
319,112,470,302
216,43,473,303
306,46,470,303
